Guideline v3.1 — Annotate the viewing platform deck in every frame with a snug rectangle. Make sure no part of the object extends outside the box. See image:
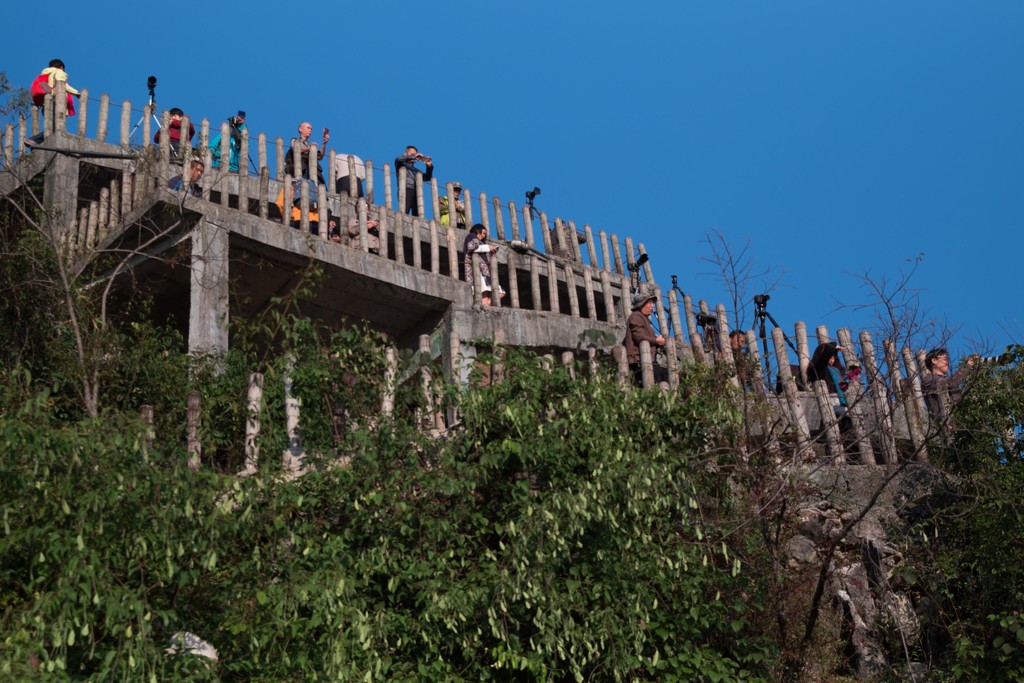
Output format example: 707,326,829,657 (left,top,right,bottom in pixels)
1,86,958,467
